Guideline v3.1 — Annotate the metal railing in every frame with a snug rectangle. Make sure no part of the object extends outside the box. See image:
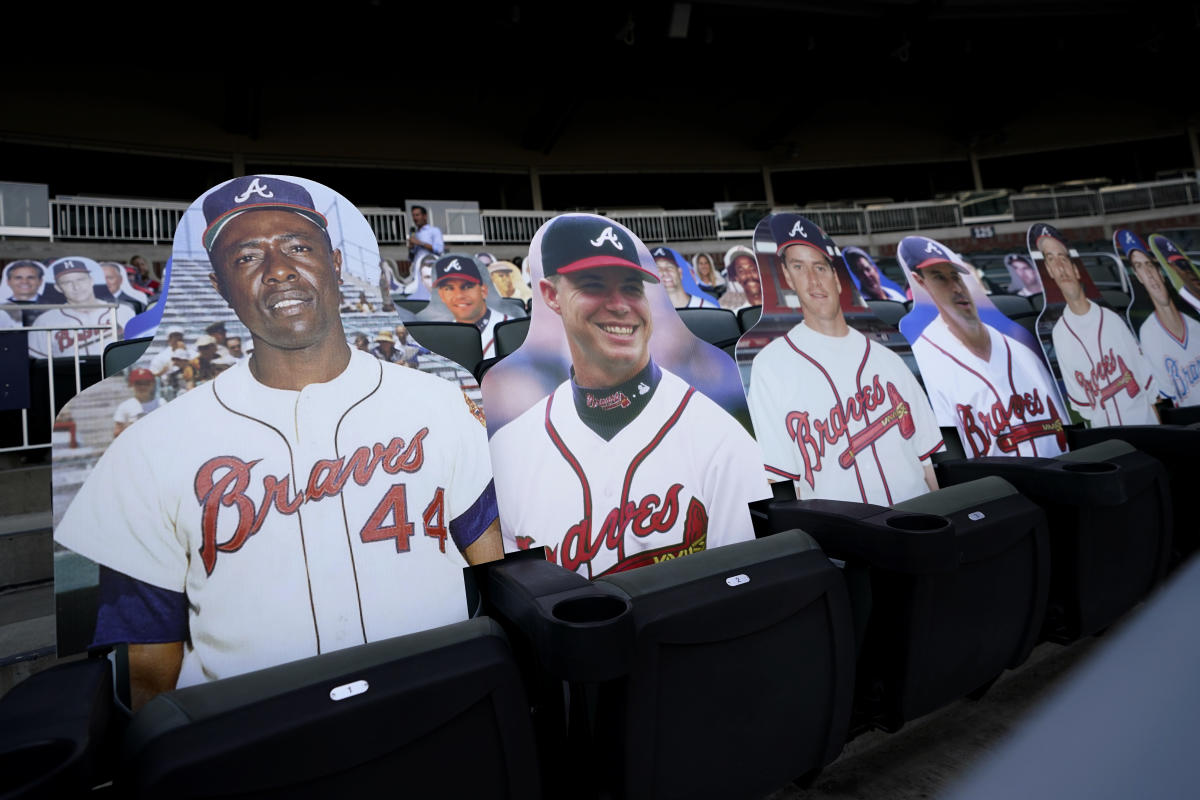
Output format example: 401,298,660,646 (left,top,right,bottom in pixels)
359,208,409,245
24,174,1200,249
607,210,719,243
0,306,122,454
50,197,188,244
481,210,559,243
